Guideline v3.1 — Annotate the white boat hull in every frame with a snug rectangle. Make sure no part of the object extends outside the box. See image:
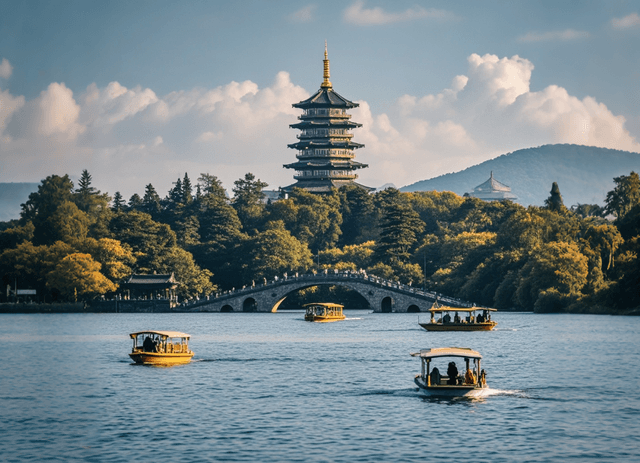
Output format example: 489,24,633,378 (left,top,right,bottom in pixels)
415,376,487,398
